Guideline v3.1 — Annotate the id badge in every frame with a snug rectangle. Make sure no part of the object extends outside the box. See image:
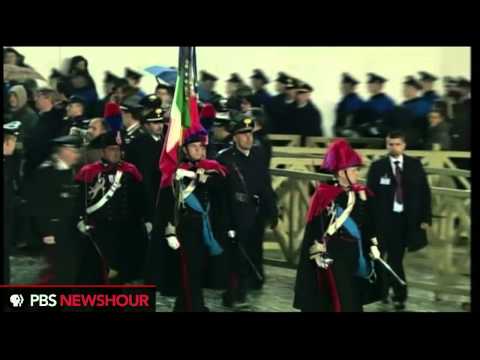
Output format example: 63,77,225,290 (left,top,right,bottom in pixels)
380,176,391,185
